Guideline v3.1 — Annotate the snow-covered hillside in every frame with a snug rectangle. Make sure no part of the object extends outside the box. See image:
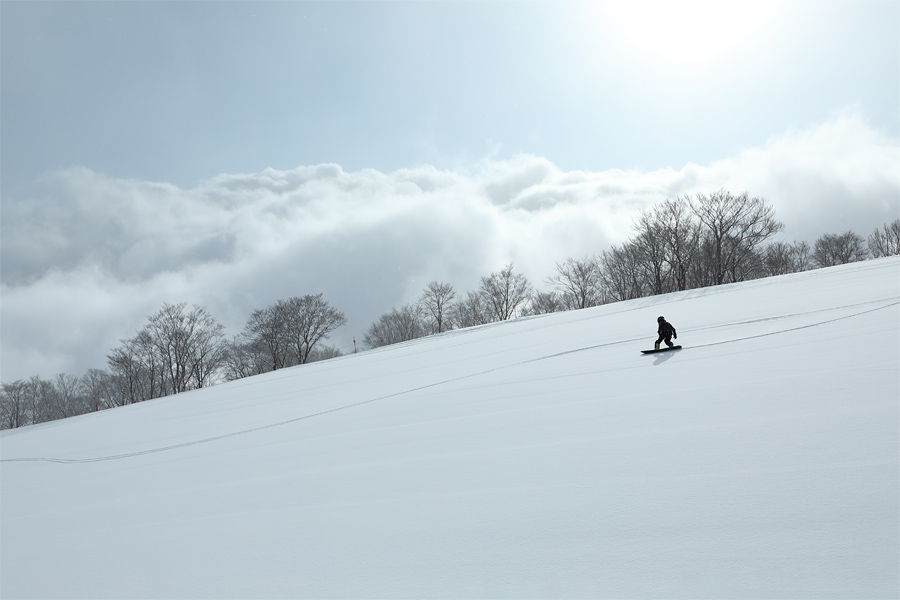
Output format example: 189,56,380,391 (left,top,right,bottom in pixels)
2,258,898,599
